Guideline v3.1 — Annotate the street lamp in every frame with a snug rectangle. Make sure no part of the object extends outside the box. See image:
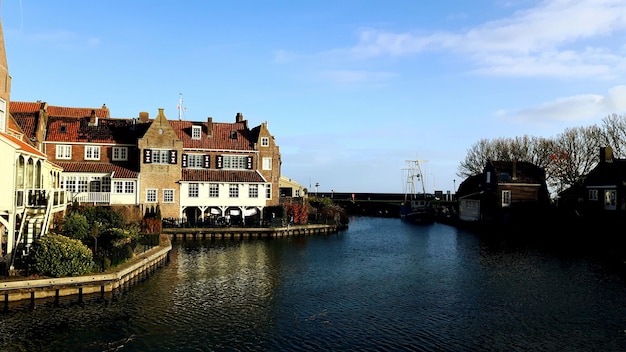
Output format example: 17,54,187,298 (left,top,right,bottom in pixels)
315,182,319,196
